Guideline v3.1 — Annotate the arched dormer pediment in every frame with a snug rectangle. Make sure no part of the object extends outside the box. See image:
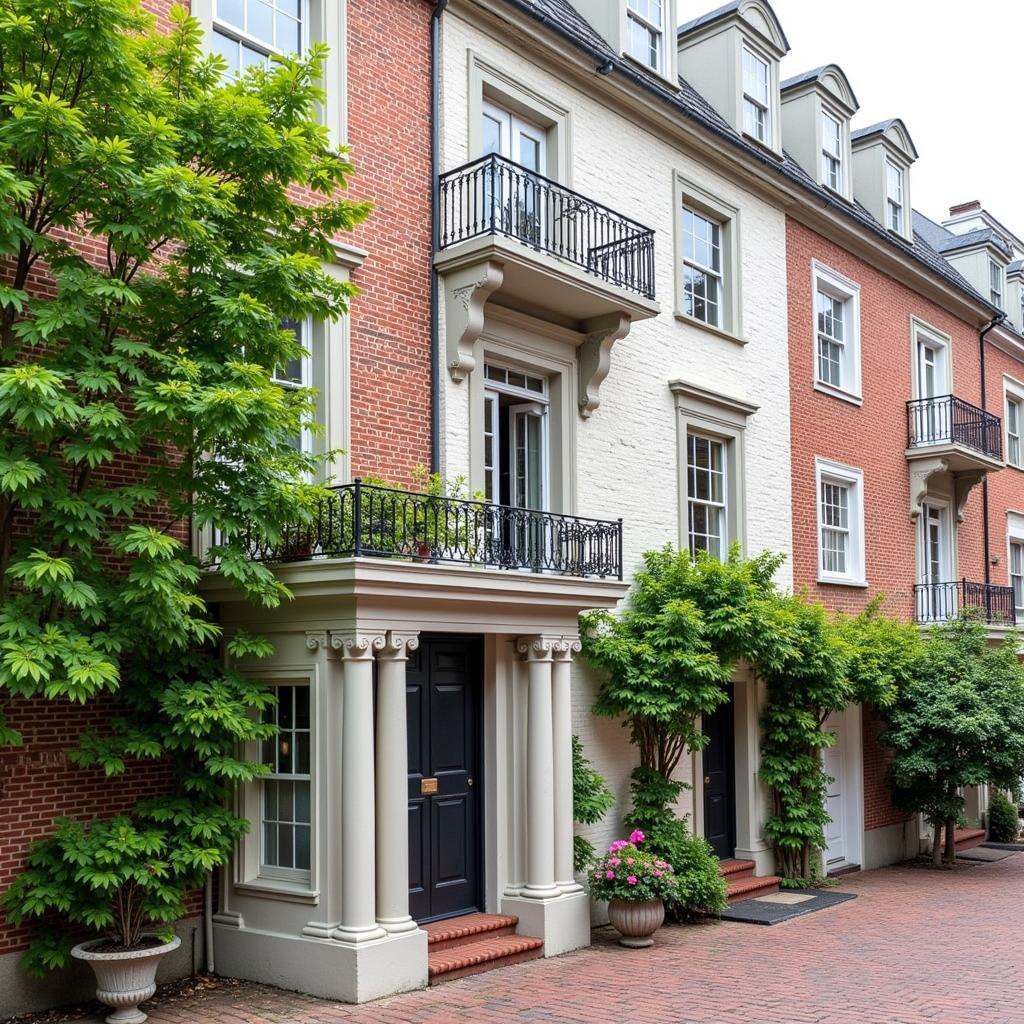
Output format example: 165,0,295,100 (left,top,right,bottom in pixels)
736,0,790,58
851,118,919,164
819,64,859,116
